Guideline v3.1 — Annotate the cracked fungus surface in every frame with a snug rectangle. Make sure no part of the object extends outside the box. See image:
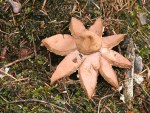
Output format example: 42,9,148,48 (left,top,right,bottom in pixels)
41,17,131,99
